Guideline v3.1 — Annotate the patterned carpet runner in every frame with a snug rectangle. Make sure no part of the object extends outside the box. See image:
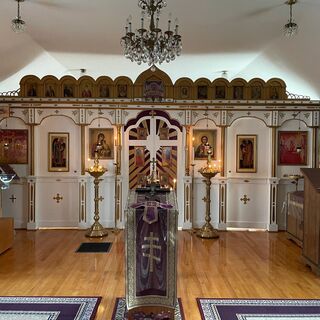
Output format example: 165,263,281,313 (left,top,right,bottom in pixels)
197,298,320,320
0,296,101,320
